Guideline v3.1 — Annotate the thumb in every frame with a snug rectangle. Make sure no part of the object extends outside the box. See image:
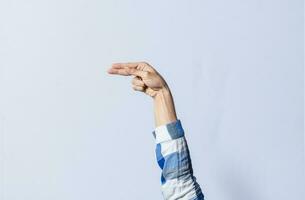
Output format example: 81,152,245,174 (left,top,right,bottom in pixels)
127,68,148,78
144,87,157,97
